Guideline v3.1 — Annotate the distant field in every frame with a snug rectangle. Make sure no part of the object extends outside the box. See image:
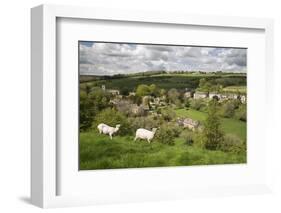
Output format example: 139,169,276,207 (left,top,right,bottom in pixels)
79,131,246,170
80,73,246,91
223,86,247,94
175,109,246,141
